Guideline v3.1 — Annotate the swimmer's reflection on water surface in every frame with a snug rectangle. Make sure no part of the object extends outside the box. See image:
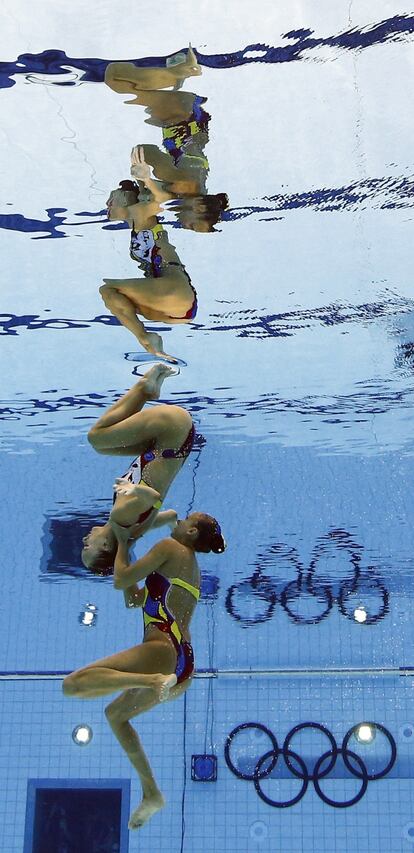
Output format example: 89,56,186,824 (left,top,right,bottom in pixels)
105,48,228,231
101,150,197,361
